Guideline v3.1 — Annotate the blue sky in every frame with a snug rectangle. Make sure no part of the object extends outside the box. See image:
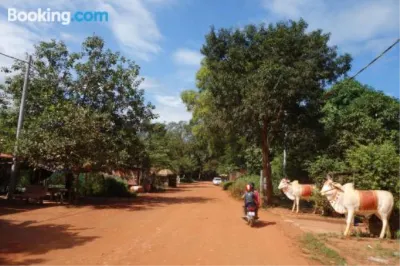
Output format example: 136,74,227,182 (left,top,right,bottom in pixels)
0,0,399,122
